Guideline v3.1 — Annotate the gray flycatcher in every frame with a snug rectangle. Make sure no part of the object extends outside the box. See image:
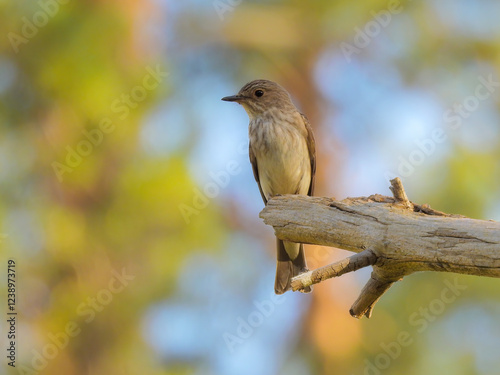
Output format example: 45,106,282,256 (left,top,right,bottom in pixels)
222,79,316,294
